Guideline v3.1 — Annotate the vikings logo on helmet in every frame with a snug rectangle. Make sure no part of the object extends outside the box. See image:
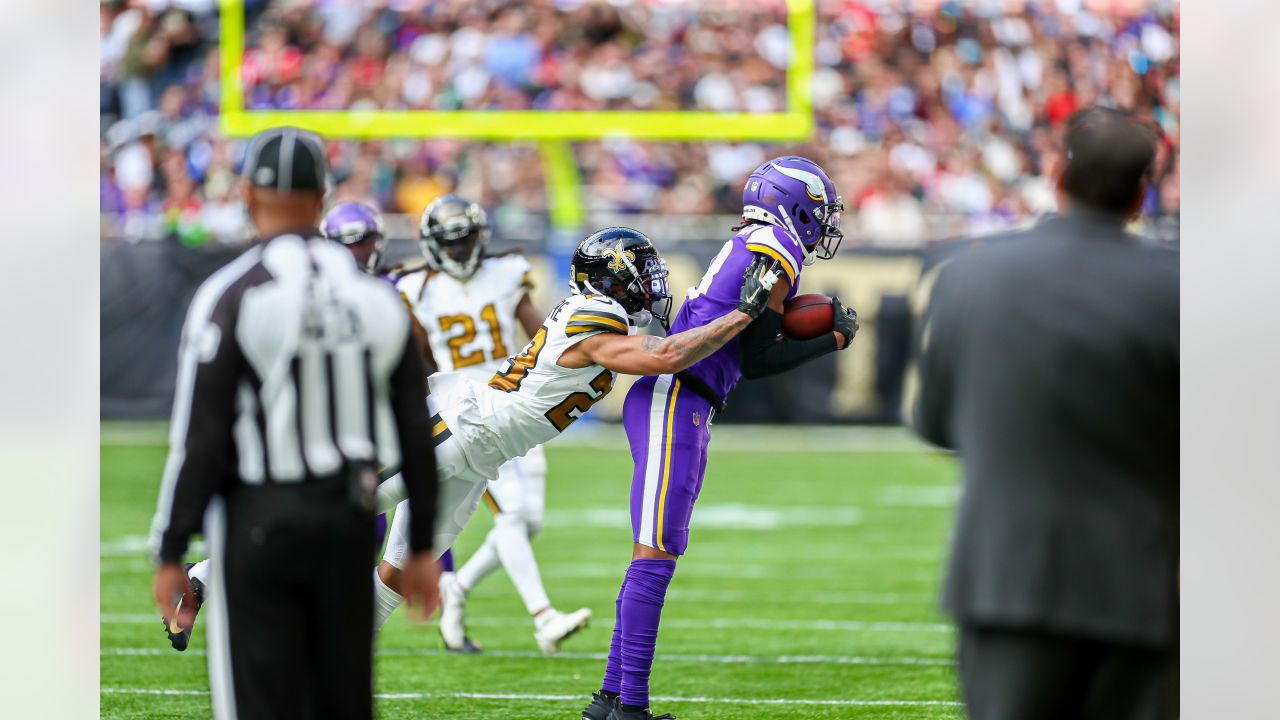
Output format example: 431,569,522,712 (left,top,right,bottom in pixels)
741,156,844,264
